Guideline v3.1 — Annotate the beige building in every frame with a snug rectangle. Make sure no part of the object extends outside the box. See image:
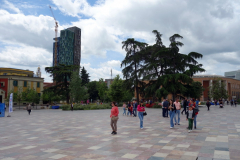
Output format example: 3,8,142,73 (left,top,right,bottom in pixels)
0,68,44,104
